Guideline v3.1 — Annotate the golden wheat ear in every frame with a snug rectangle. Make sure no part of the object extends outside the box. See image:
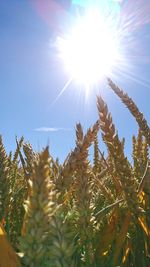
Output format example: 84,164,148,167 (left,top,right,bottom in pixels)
97,95,143,215
76,123,84,146
19,147,57,267
108,78,150,145
93,133,100,174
